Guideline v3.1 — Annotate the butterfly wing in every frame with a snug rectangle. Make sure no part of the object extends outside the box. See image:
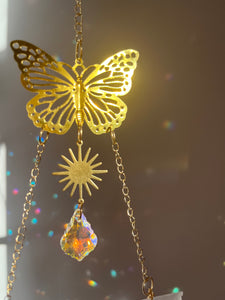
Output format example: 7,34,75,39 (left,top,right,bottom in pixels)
11,40,77,134
82,49,139,134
